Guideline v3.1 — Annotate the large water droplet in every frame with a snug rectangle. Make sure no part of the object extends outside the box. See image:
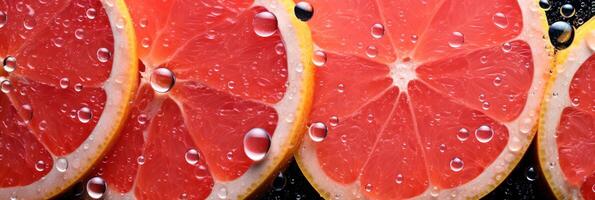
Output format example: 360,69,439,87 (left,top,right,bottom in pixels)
308,122,328,142
253,11,278,37
475,125,494,143
3,56,17,73
150,67,175,93
184,148,200,165
96,48,111,63
35,160,45,172
272,173,286,191
549,21,574,49
243,128,271,161
371,23,384,39
86,177,107,199
448,31,464,48
77,106,93,123
457,128,470,141
492,12,508,29
294,2,313,22
56,157,68,172
312,50,327,67
0,11,7,28
560,4,575,18
539,0,551,11
450,157,464,172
